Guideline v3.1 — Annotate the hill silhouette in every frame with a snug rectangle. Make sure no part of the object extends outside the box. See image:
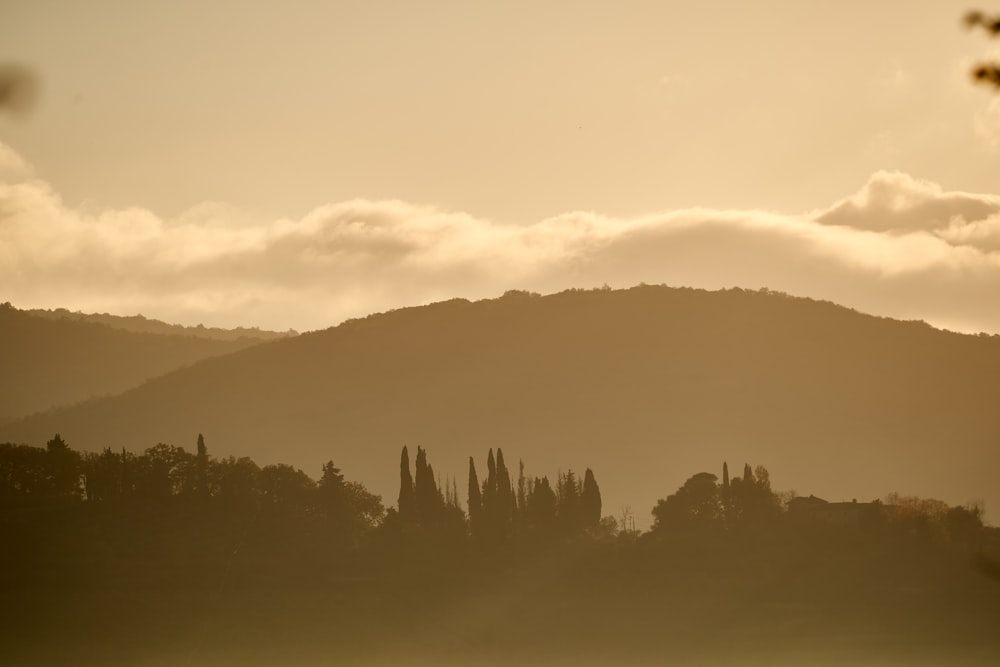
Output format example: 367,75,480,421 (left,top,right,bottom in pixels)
2,285,999,523
22,306,297,341
0,303,276,421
